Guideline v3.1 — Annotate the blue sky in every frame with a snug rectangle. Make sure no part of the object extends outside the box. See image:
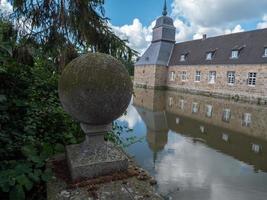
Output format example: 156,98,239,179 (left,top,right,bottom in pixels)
105,0,267,53
105,0,166,27
105,0,263,29
1,0,267,53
